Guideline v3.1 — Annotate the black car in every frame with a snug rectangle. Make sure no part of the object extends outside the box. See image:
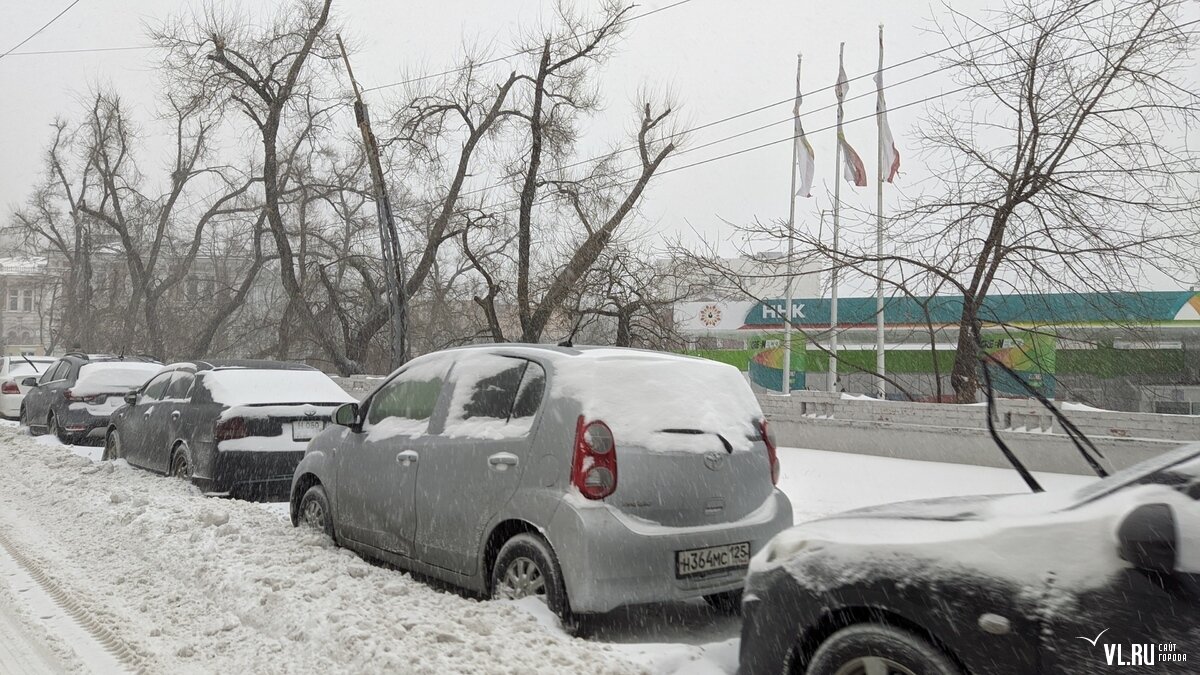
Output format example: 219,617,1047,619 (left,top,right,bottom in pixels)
739,444,1200,675
104,360,354,497
20,353,162,443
